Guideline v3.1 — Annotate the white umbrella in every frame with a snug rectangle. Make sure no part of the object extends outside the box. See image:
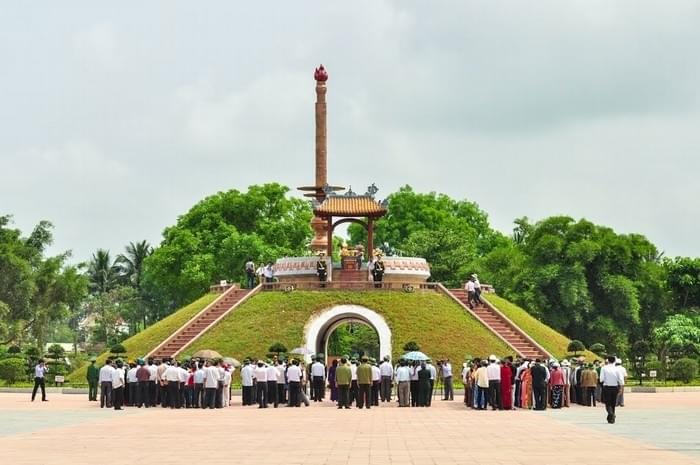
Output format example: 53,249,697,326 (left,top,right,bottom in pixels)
290,347,314,355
